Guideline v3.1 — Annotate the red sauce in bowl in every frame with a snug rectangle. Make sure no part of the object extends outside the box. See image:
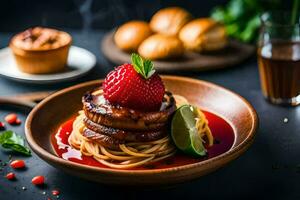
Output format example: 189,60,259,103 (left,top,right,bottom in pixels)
51,111,235,170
